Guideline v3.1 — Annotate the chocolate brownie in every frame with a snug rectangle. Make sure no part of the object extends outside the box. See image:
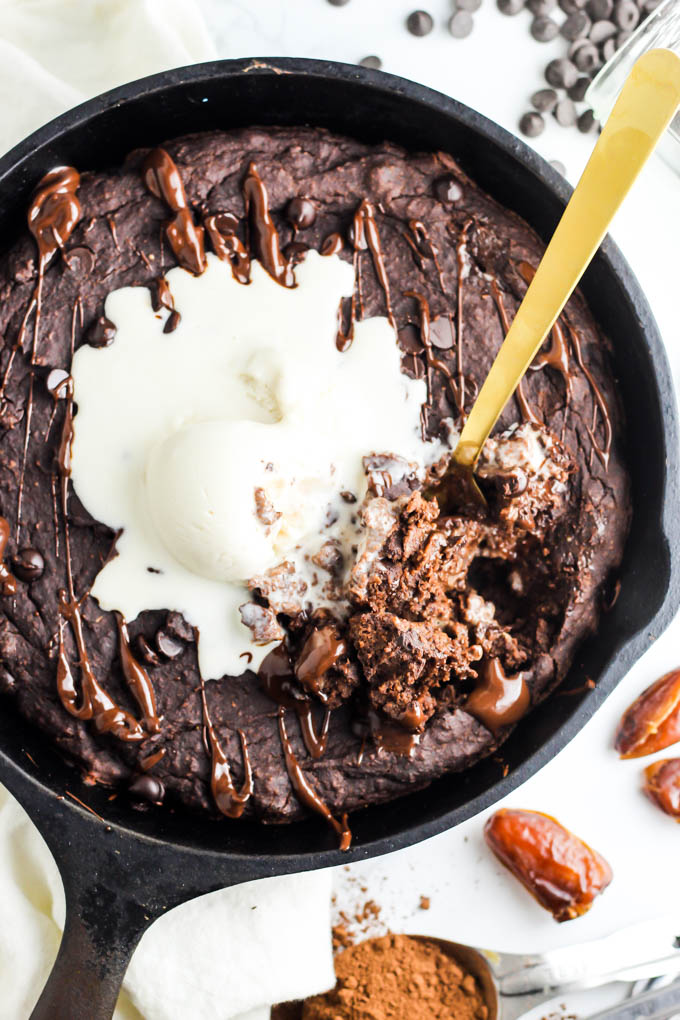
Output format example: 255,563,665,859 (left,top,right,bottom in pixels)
0,127,629,842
